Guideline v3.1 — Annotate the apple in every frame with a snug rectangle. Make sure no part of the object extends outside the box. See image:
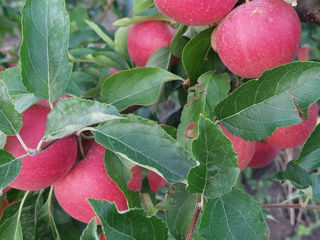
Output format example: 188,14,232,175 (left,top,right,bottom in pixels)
100,234,107,240
147,170,167,193
0,66,3,72
4,104,77,191
266,103,318,149
109,68,119,75
297,46,310,61
220,124,256,170
154,0,237,26
127,21,175,67
127,165,142,191
247,141,279,168
214,0,301,78
54,142,128,224
0,199,9,217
